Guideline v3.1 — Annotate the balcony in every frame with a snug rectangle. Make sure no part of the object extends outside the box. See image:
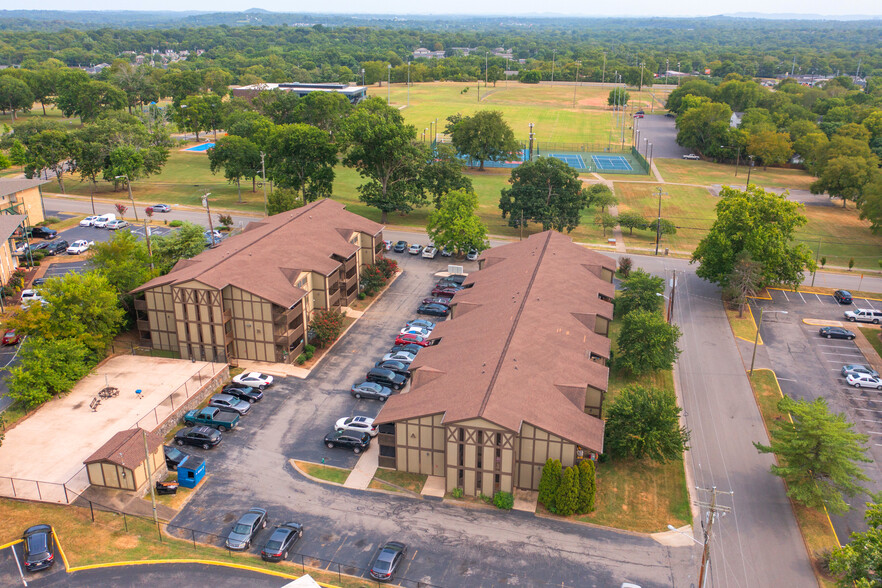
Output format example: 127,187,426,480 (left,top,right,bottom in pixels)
273,306,298,325
134,299,147,311
222,308,232,322
136,319,150,331
275,323,304,346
